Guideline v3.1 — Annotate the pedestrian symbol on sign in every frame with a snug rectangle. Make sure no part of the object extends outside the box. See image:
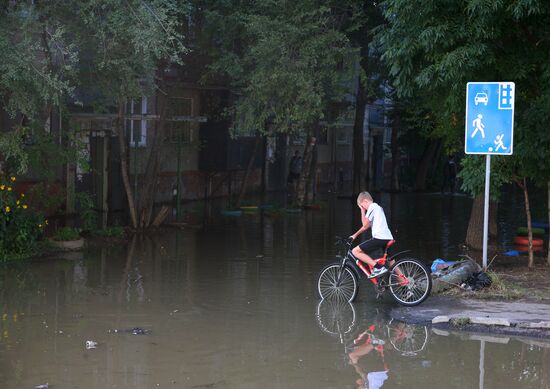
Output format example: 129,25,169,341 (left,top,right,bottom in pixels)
471,114,485,139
